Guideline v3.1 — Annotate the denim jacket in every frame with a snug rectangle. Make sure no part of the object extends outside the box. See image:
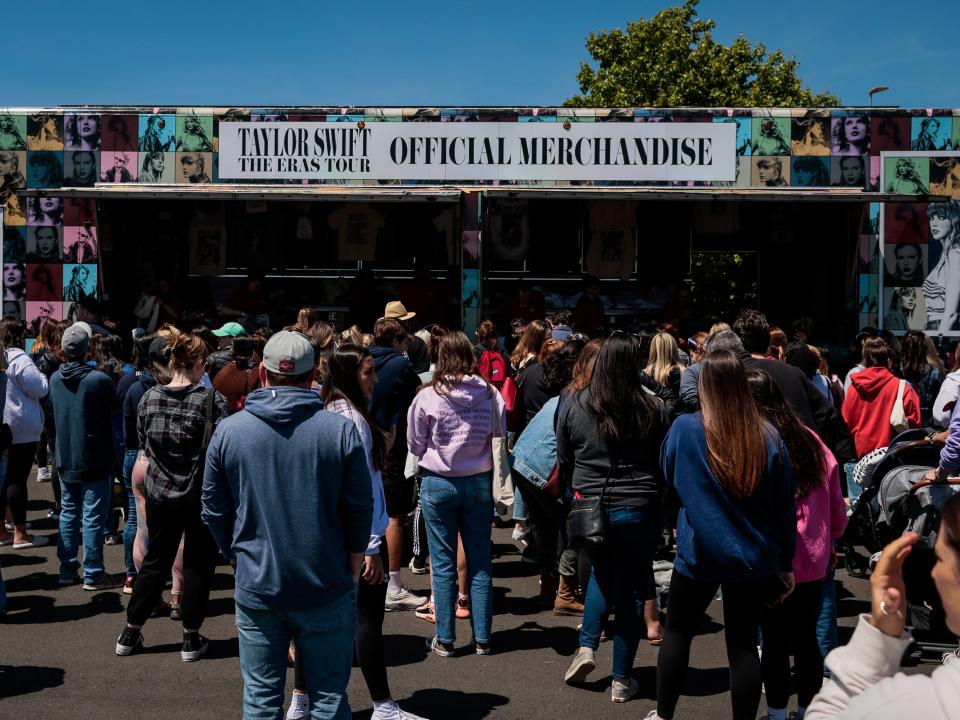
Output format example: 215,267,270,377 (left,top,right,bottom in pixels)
511,396,560,488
